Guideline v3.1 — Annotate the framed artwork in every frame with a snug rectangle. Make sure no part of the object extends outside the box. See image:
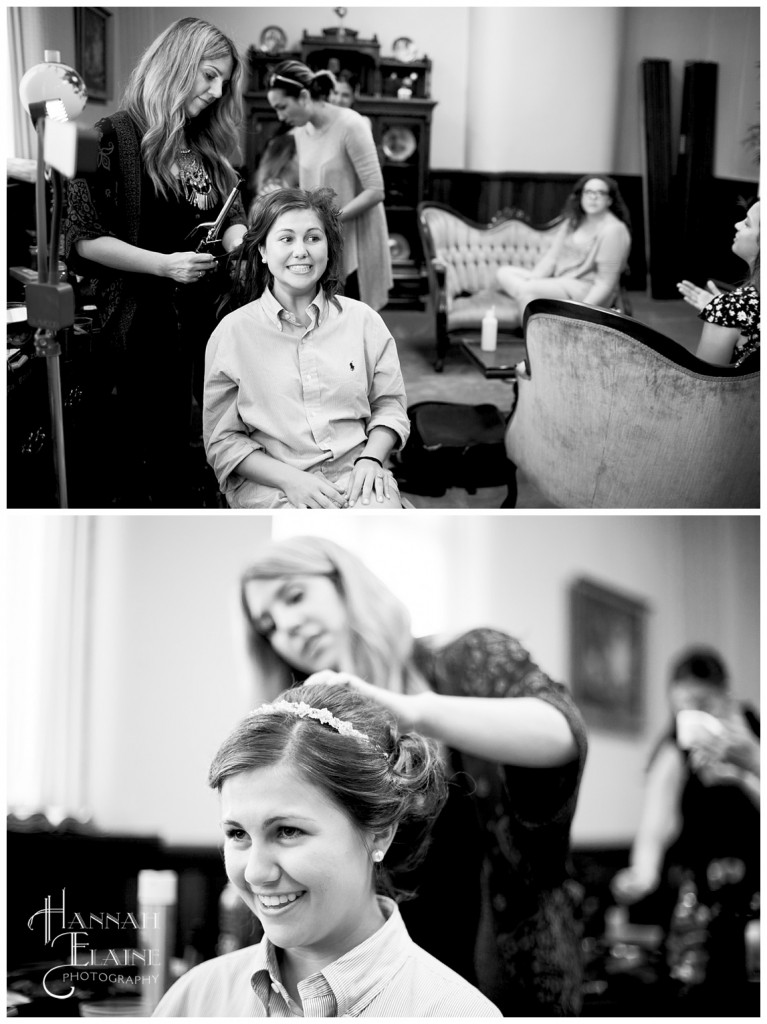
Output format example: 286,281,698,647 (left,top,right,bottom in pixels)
569,578,648,733
75,8,111,101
